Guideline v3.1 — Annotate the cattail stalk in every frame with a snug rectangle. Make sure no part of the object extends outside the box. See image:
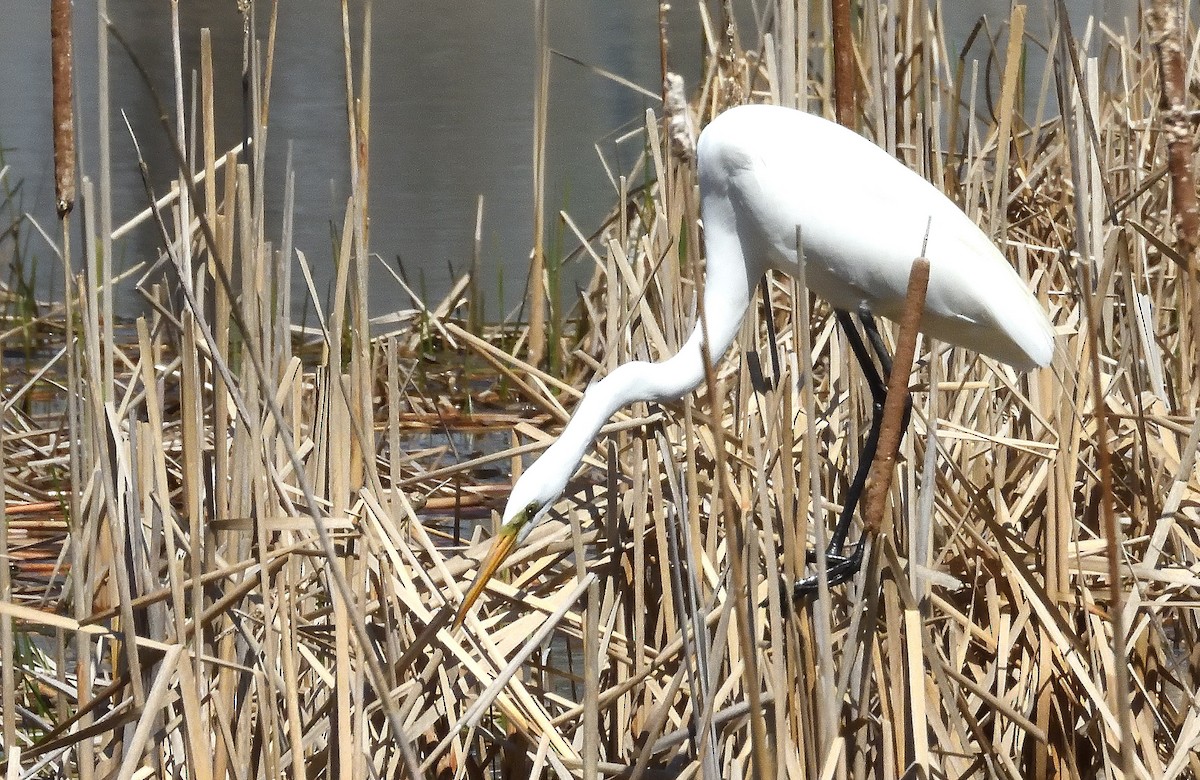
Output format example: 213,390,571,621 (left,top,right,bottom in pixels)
1148,0,1200,256
831,0,855,127
51,0,75,217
